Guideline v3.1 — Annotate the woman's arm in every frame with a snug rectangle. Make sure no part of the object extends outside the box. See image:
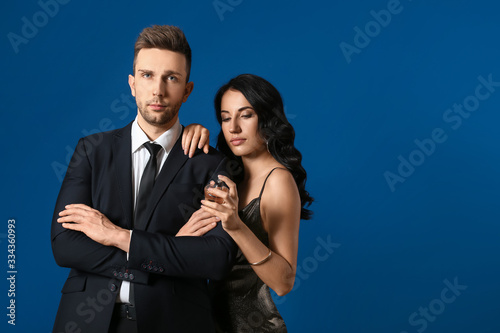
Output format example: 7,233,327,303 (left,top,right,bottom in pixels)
201,172,301,296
